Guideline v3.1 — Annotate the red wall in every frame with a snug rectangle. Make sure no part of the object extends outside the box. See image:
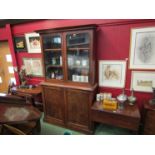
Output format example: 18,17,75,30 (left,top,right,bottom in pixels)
96,21,155,109
0,27,8,40
1,19,155,109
